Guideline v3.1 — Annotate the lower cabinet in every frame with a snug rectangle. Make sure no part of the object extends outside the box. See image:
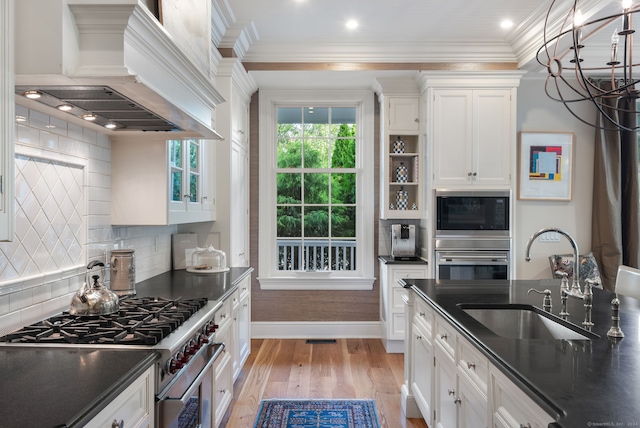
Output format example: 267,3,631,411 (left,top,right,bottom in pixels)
213,343,233,428
380,259,429,352
491,367,554,428
232,276,251,381
404,291,553,428
85,367,154,428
